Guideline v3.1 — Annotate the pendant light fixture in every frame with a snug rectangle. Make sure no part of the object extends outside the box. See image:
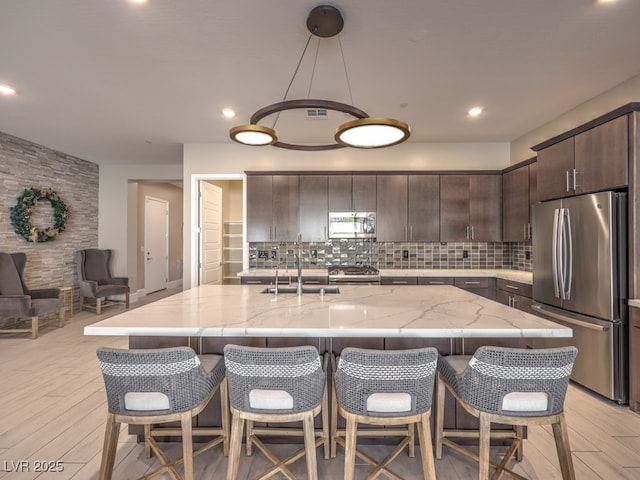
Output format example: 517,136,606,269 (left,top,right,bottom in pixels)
229,5,410,151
